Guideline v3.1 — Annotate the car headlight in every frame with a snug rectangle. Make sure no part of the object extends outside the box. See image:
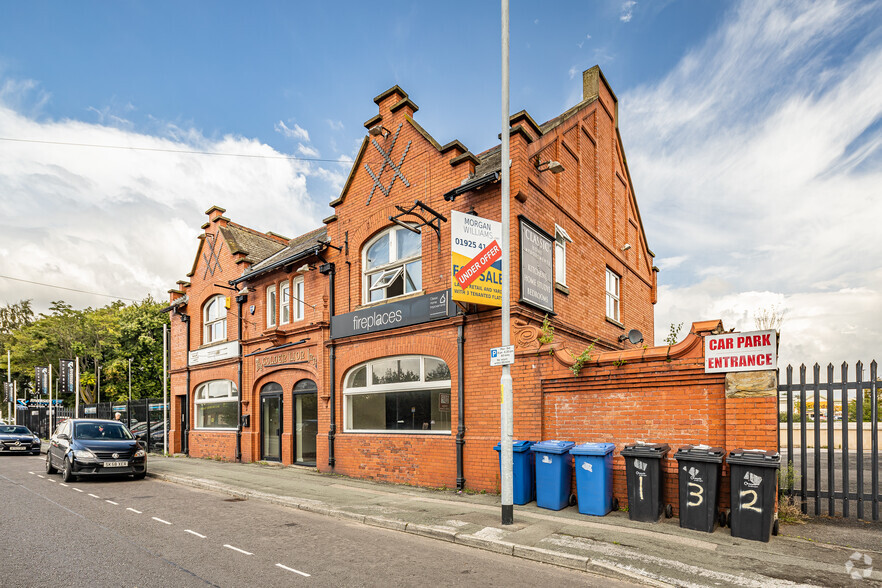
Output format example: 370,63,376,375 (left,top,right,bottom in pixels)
134,449,146,458
33,437,41,444
73,449,96,460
